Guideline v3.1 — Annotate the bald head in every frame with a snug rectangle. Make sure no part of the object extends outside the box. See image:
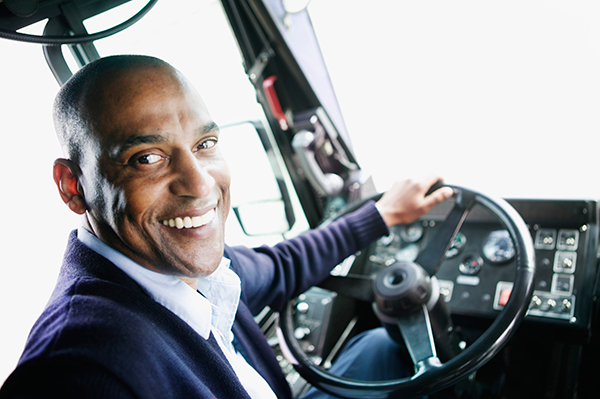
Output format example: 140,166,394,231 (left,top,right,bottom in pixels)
53,55,179,166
